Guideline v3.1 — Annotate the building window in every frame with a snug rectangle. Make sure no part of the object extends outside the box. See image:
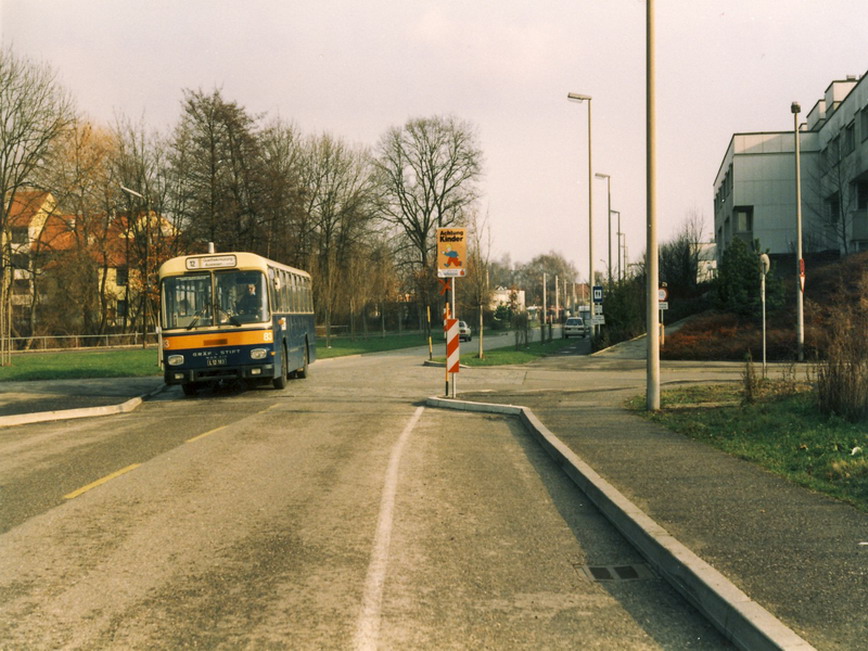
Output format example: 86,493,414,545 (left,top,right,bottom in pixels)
844,122,856,155
826,193,841,224
858,181,868,210
11,227,28,244
734,206,753,233
116,267,128,286
861,108,868,142
116,300,128,319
